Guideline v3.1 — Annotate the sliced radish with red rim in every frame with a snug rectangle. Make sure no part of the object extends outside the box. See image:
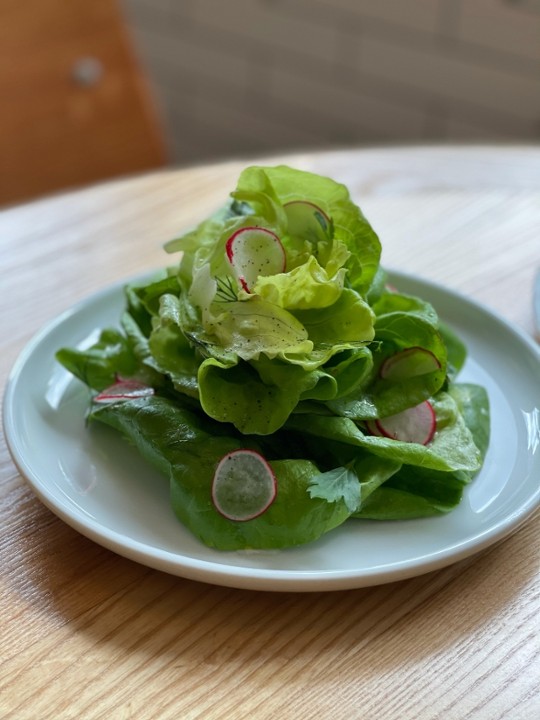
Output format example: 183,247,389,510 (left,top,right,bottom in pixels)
380,347,441,380
374,401,436,445
365,419,384,437
212,449,277,522
284,200,331,237
94,379,155,403
225,226,286,293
